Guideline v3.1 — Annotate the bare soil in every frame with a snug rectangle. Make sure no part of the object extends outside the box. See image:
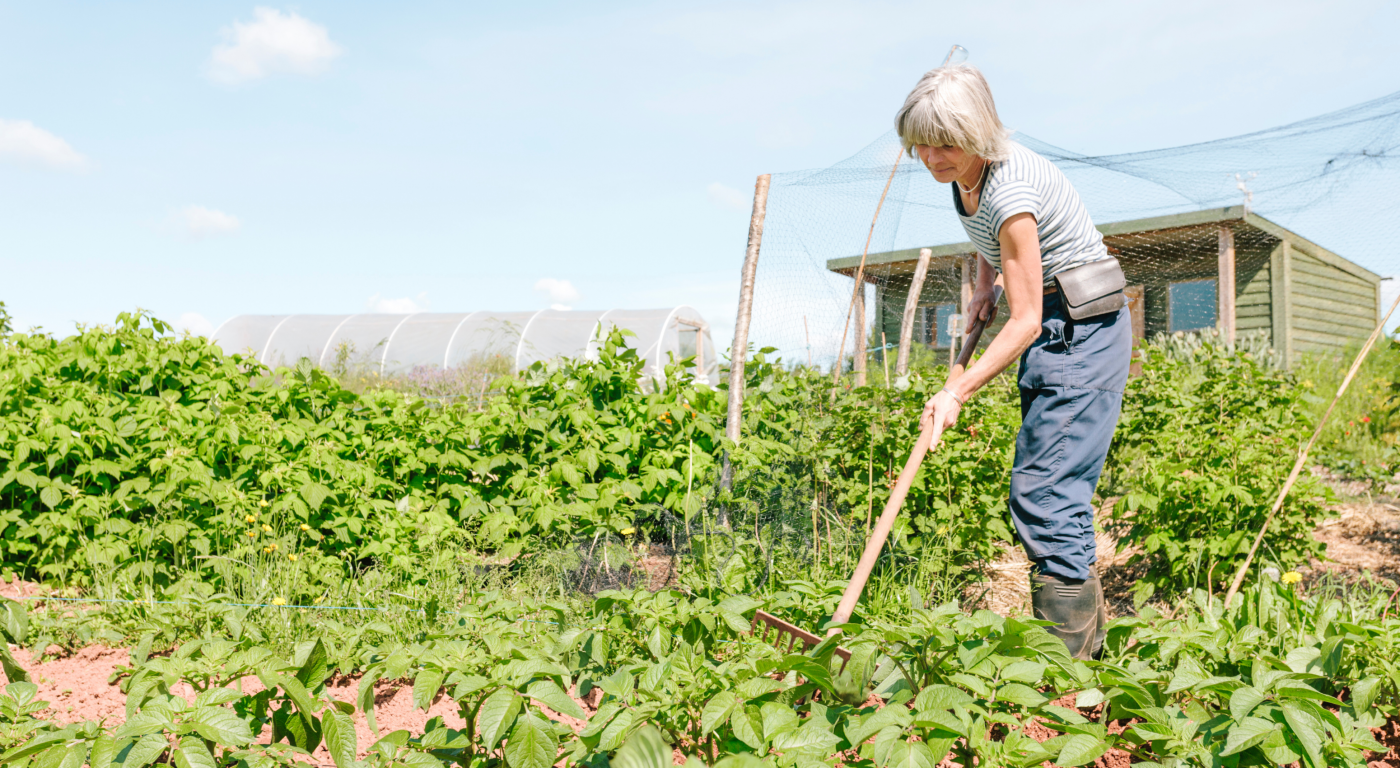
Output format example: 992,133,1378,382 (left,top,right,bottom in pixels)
7,642,591,767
